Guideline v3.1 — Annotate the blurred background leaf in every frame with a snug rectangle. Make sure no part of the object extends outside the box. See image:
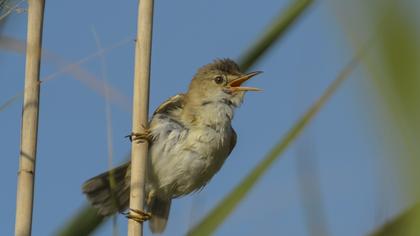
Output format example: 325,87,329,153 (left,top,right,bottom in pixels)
331,0,420,234
370,202,420,236
57,205,105,236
